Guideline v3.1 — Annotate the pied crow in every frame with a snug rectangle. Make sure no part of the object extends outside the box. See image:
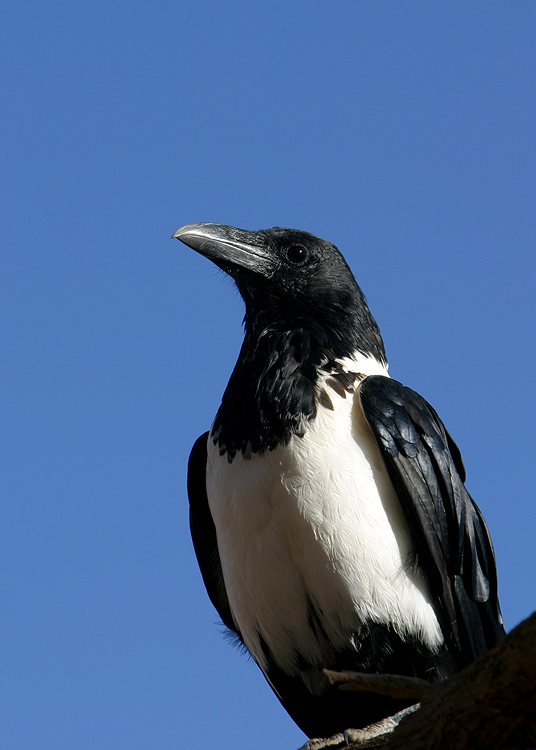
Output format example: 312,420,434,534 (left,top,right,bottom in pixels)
174,222,505,739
